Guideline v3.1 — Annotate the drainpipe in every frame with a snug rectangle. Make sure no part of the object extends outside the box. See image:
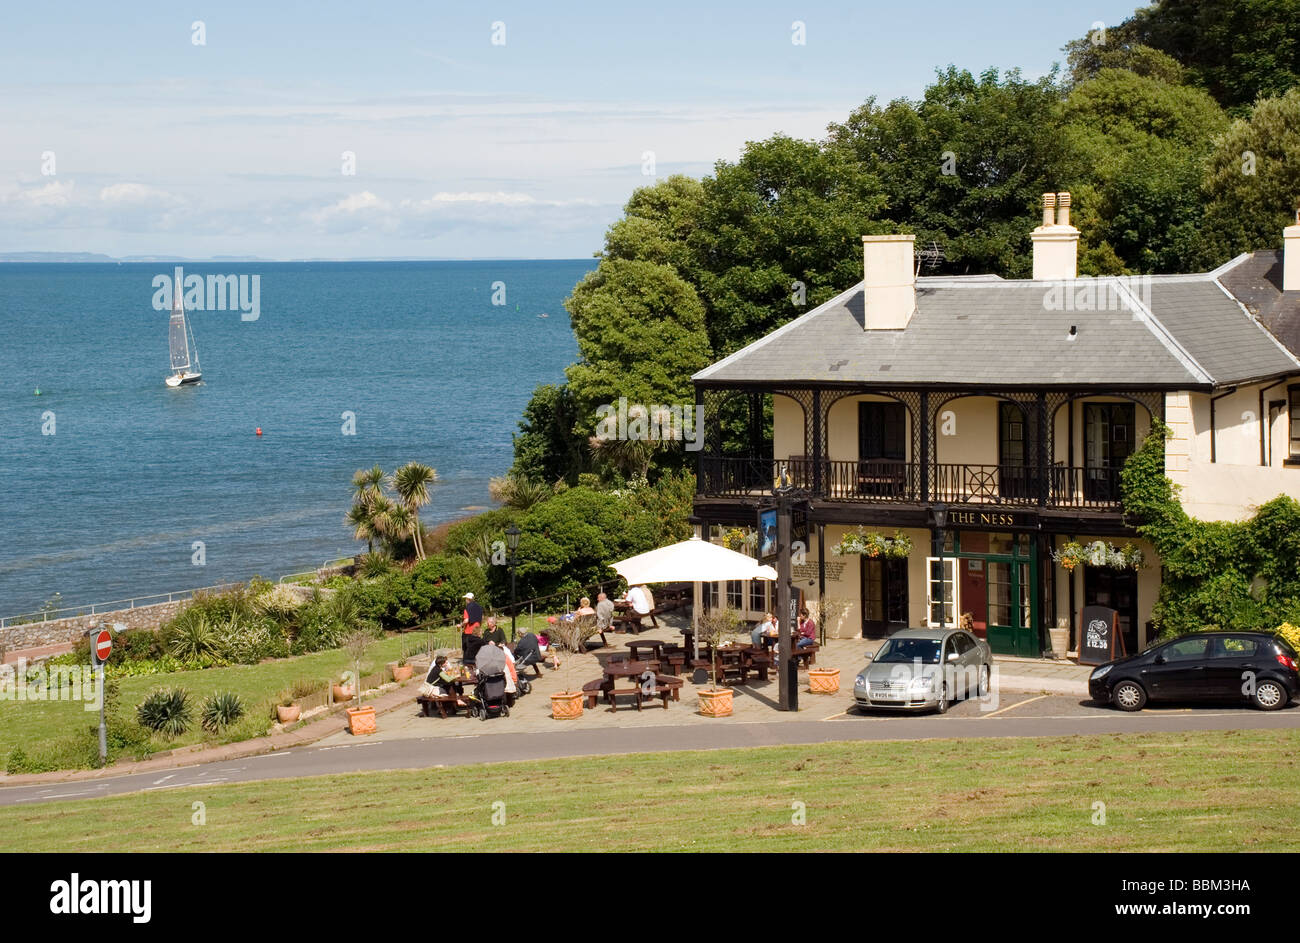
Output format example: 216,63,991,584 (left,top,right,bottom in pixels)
1209,387,1237,464
1259,379,1288,466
